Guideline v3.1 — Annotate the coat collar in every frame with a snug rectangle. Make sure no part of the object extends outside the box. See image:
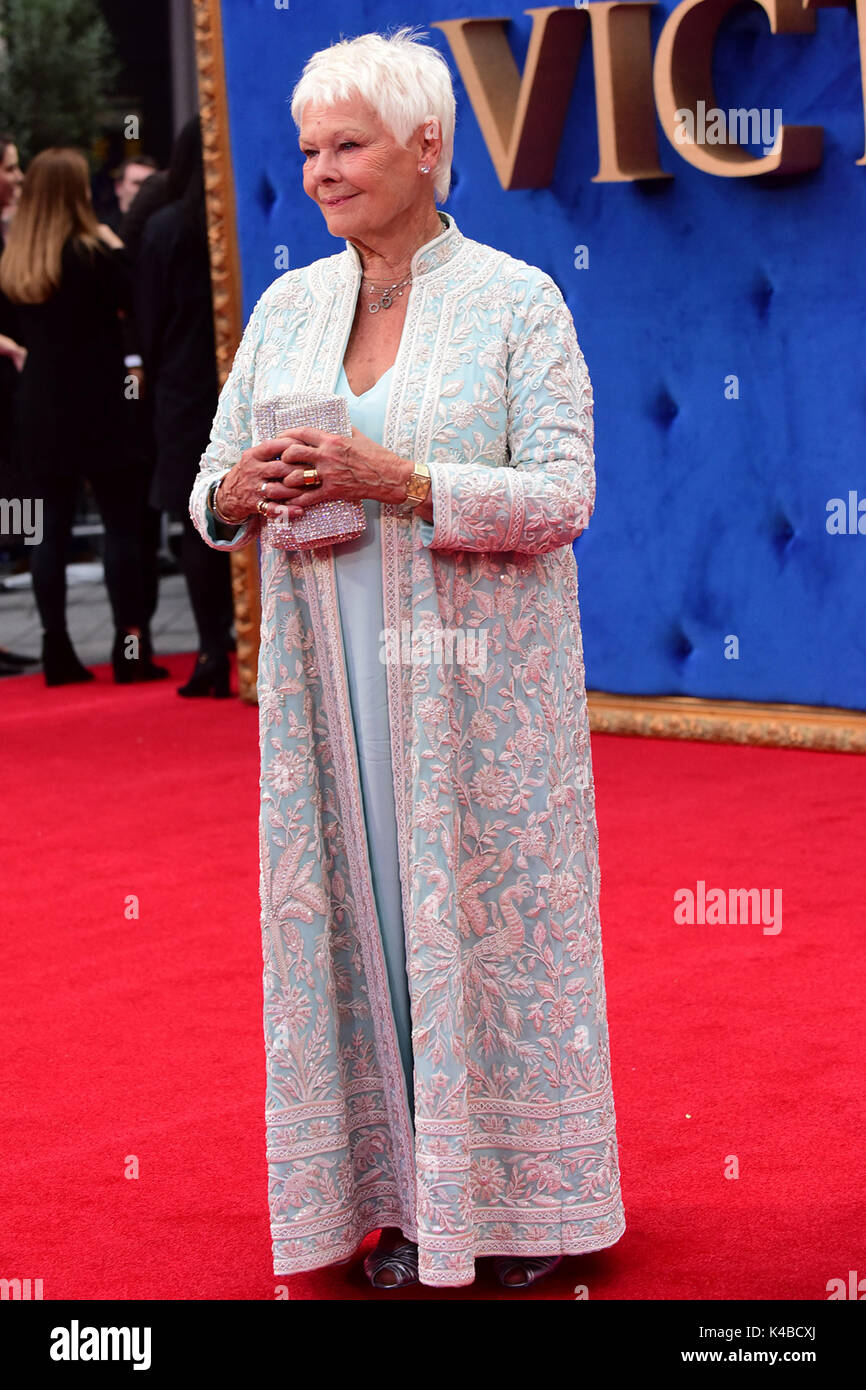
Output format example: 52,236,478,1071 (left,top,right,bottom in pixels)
341,210,463,282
